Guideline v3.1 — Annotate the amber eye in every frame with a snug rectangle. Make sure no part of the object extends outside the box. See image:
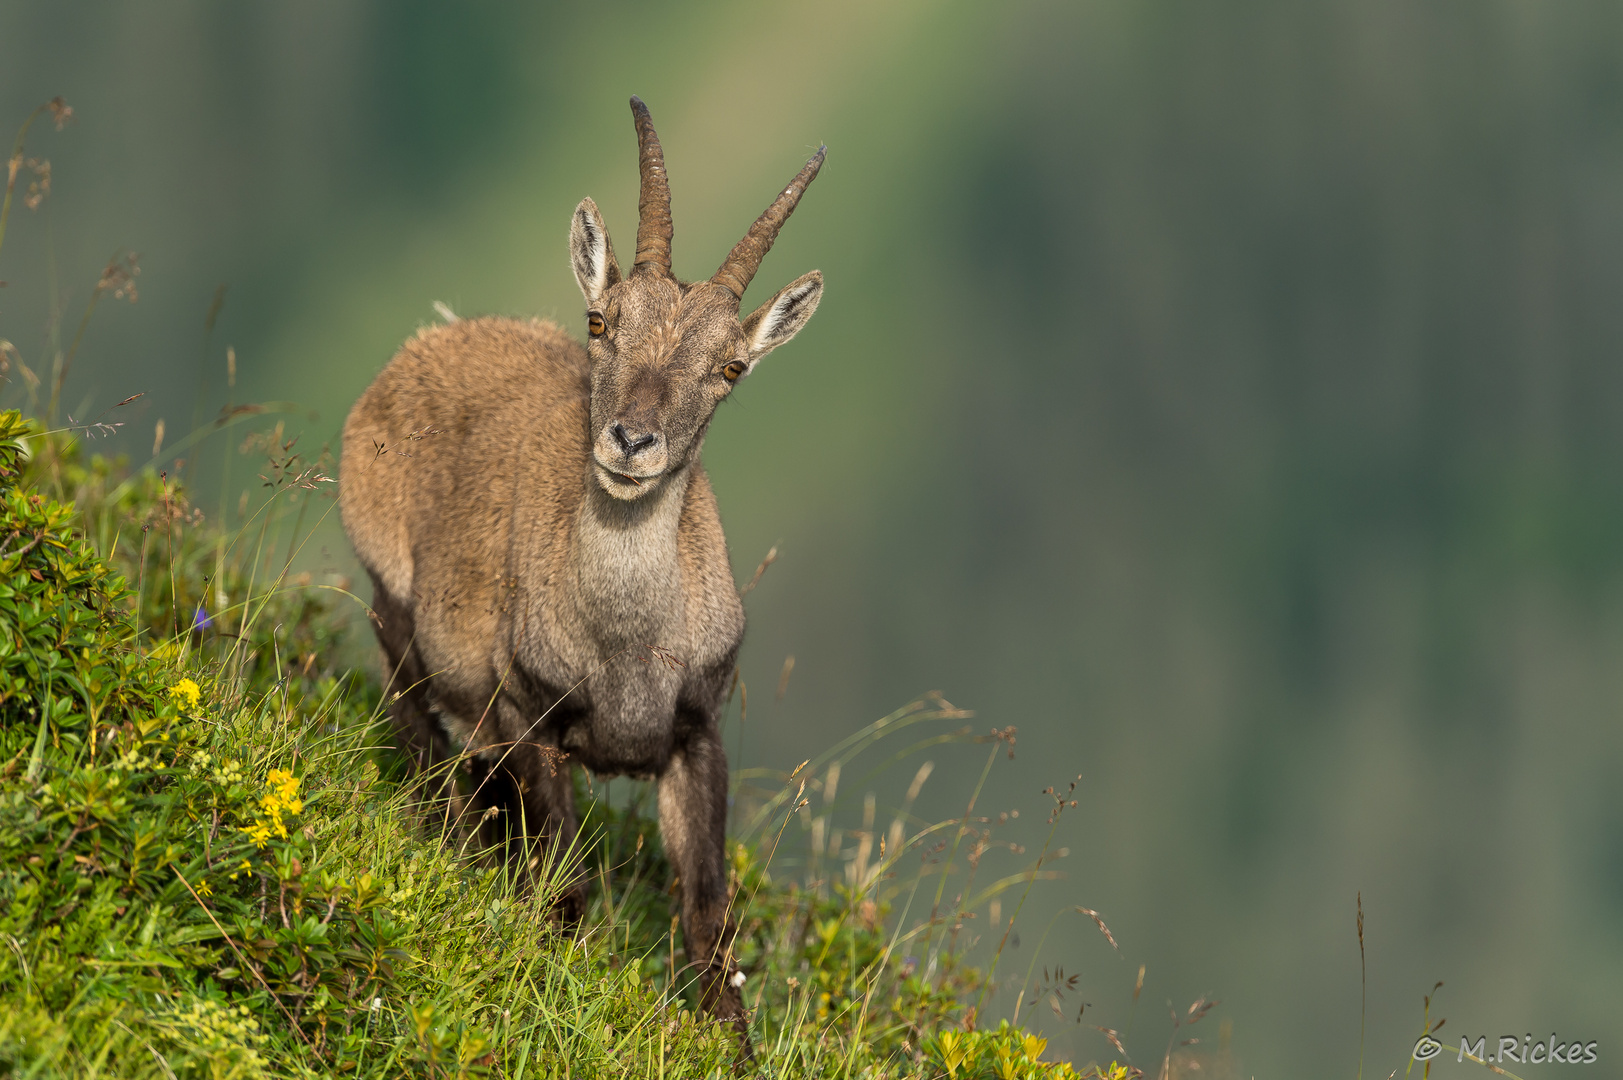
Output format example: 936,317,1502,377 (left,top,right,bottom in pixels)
587,312,606,337
722,361,746,382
